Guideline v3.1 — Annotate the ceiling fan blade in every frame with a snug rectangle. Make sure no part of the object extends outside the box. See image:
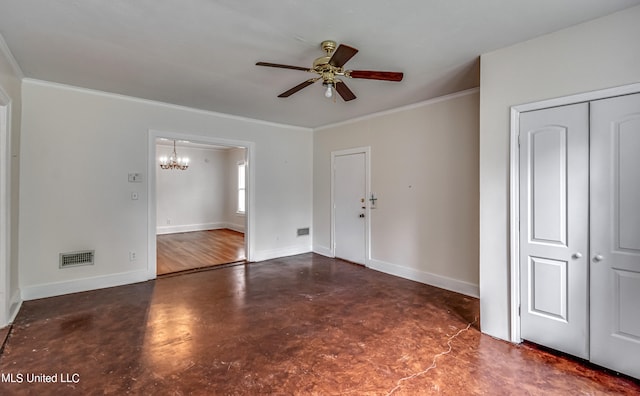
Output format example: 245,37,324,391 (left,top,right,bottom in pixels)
348,70,404,81
329,44,358,68
335,81,356,102
277,78,319,98
256,62,310,72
